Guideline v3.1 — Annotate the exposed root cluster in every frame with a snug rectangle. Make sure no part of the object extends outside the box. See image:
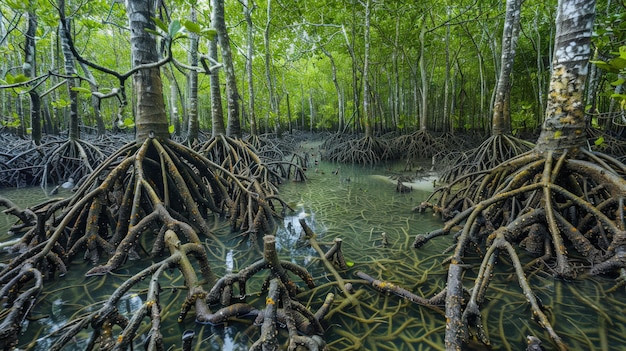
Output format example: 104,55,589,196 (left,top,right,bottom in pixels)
41,138,105,190
391,130,446,162
0,135,288,348
324,135,391,165
586,127,626,162
414,148,626,350
38,234,329,351
0,133,130,189
439,133,534,184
